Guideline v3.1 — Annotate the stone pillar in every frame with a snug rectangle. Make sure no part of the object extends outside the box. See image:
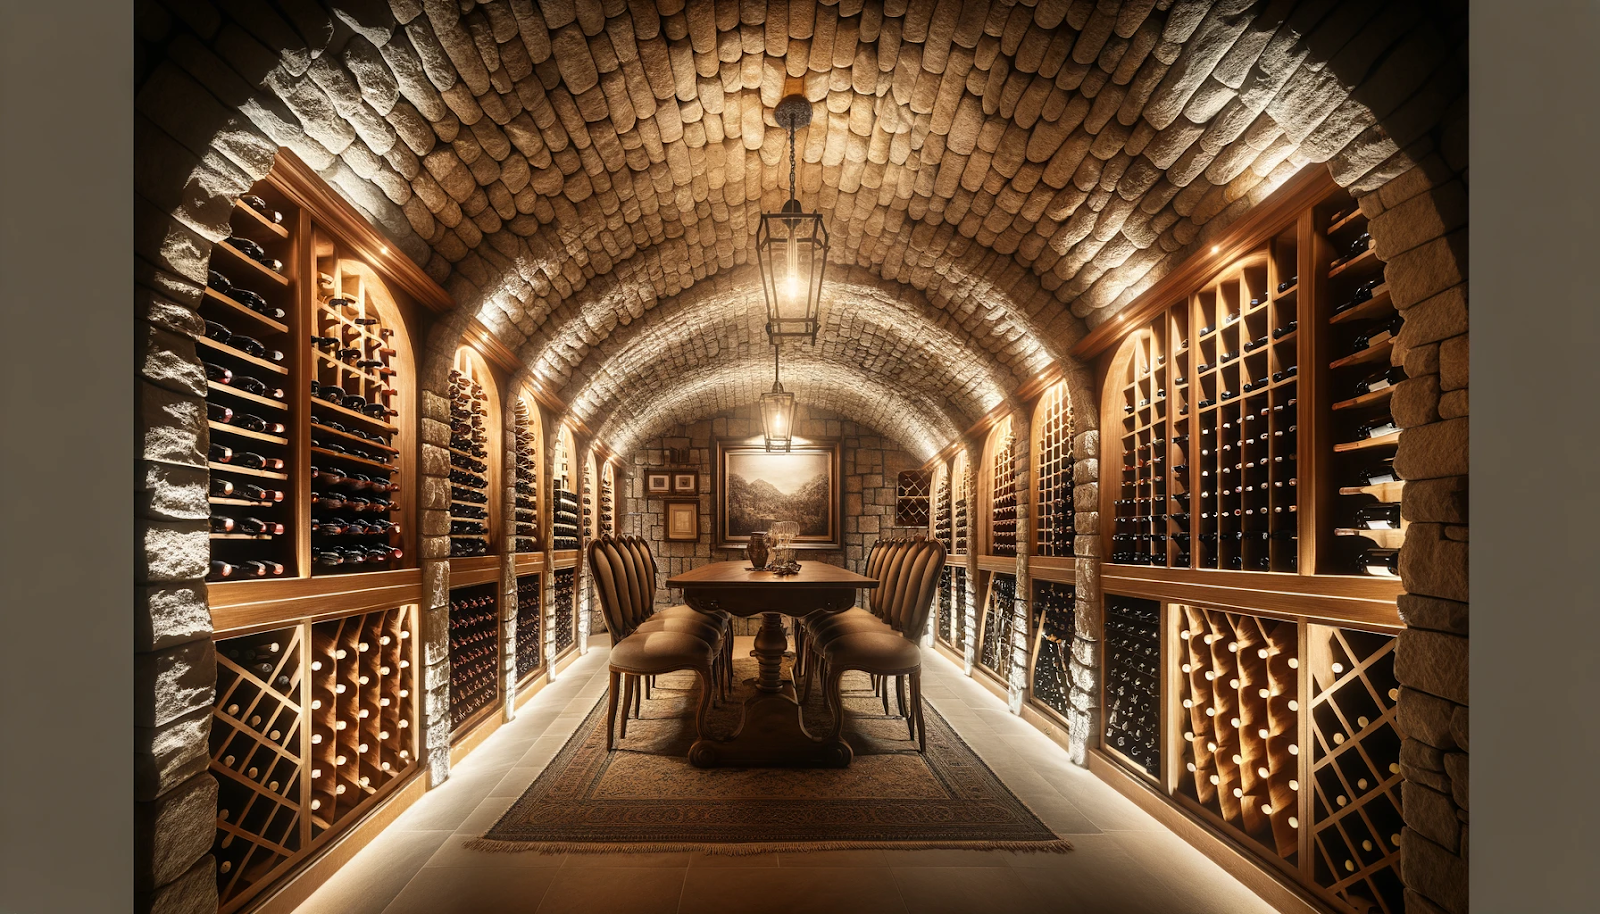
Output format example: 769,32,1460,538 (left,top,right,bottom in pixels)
1068,428,1102,767
499,385,520,721
1355,155,1470,914
417,326,460,787
1008,416,1031,715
